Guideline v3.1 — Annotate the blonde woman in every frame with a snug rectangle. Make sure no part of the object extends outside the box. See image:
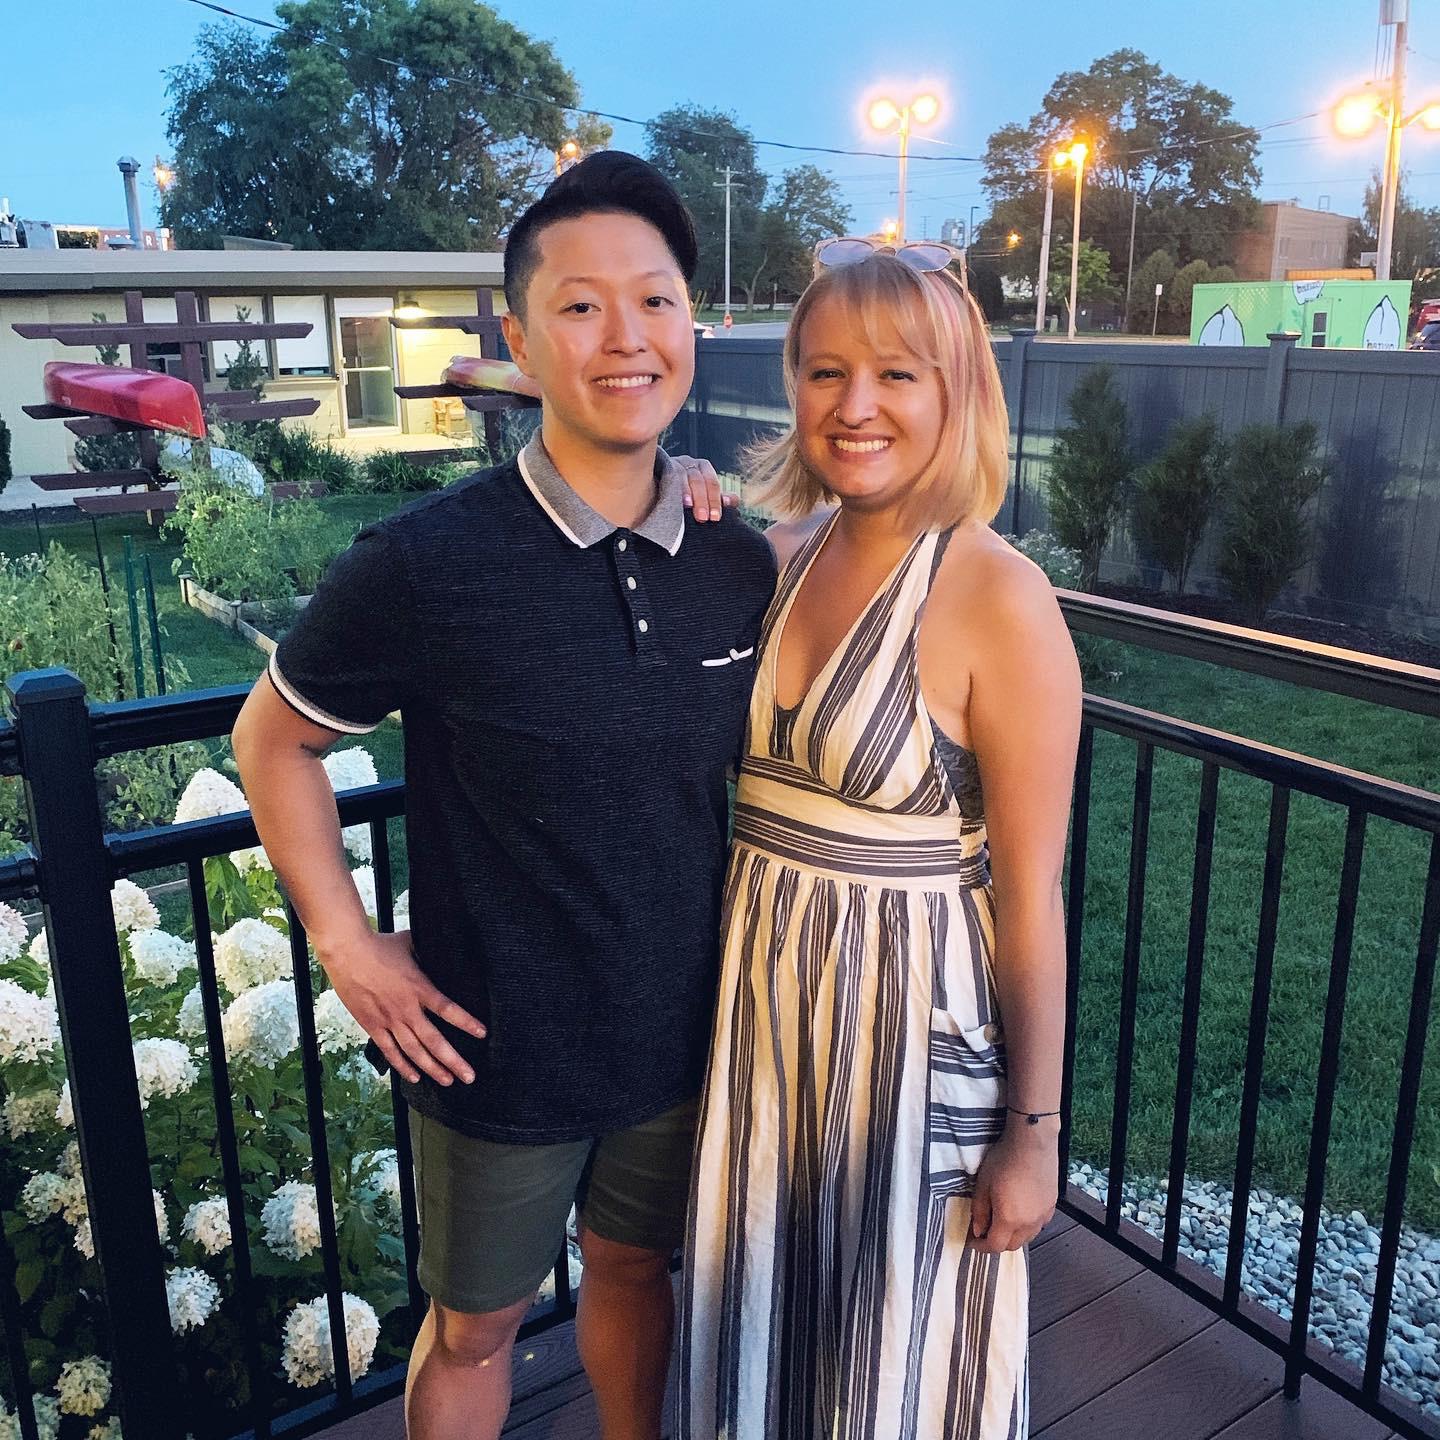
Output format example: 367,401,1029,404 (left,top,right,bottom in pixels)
679,242,1081,1440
